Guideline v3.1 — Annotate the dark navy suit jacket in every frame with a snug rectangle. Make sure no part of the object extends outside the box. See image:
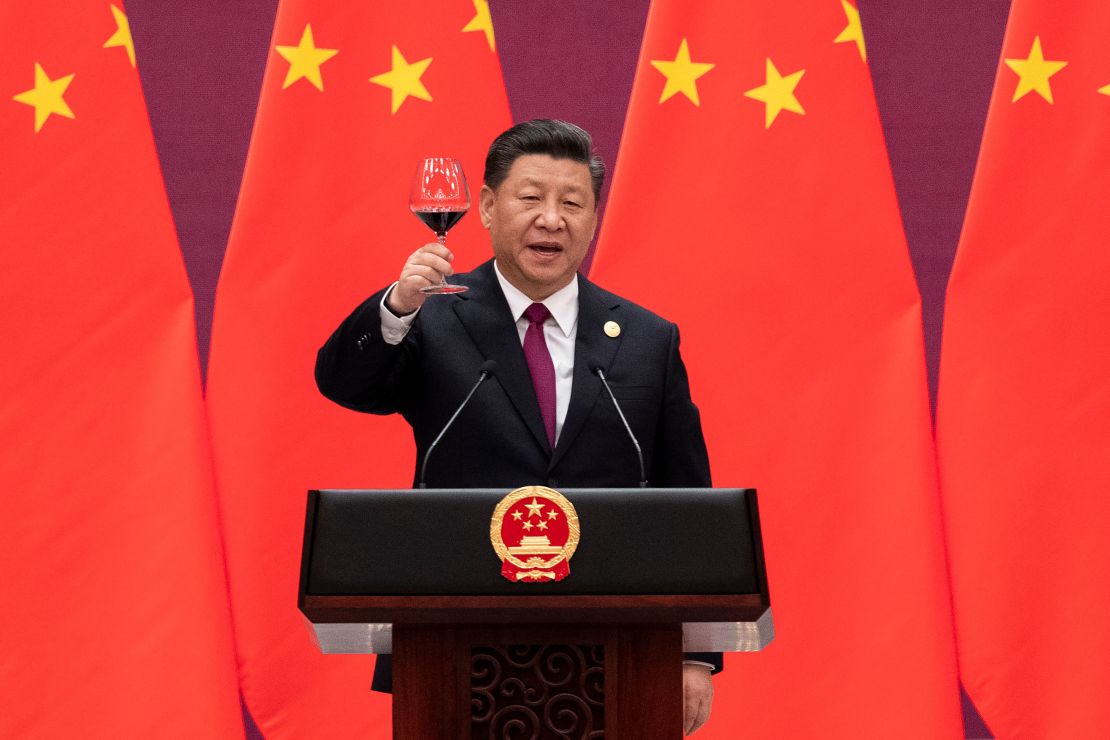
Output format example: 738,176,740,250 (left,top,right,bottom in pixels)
315,259,720,691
